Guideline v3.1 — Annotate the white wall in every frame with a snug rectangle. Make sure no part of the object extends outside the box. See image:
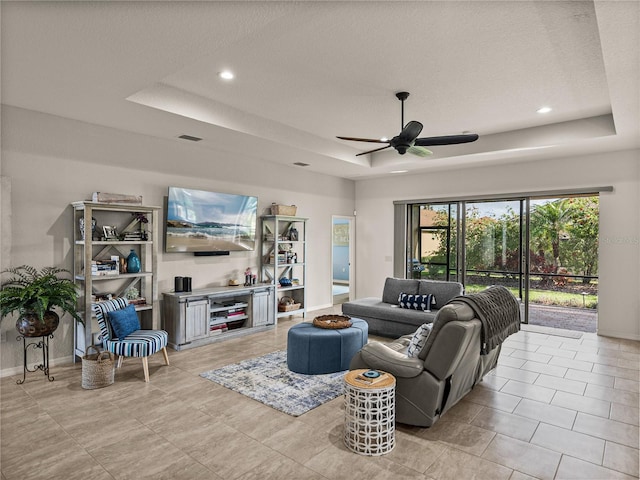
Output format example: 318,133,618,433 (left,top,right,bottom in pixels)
355,150,640,340
0,106,355,373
